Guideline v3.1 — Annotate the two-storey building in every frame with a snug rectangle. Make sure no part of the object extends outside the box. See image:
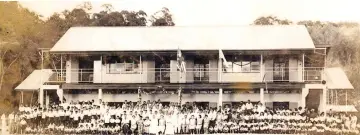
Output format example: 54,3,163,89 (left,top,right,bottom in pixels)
15,25,355,112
